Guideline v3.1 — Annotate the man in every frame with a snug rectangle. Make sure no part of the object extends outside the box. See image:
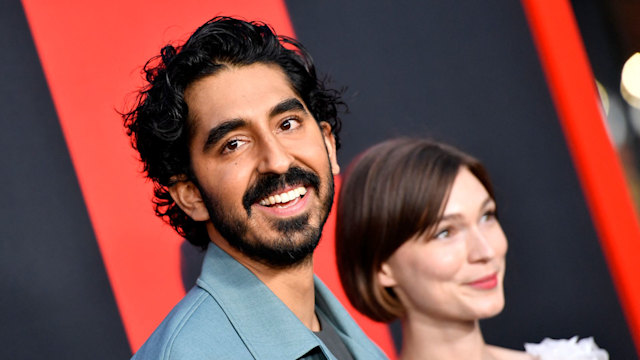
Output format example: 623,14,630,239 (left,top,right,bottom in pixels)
123,16,387,360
